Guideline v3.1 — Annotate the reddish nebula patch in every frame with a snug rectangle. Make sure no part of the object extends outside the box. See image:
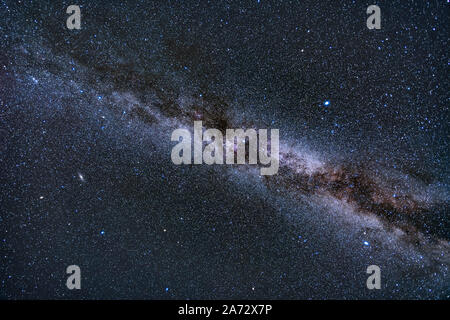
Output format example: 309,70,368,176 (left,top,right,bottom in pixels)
264,154,448,242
